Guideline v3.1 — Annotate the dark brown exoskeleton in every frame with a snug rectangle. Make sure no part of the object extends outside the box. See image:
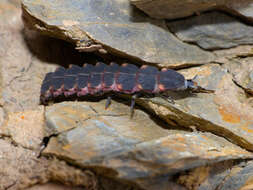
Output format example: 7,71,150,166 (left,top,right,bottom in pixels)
40,62,214,115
